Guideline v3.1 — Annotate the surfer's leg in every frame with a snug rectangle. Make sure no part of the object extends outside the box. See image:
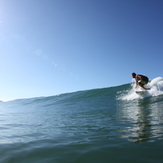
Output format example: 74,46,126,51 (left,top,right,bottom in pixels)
138,83,147,90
